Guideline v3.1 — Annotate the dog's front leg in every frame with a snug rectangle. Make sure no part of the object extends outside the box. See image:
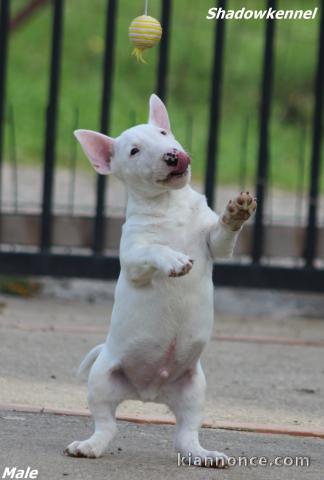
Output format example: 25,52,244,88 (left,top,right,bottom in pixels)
208,192,257,259
121,243,194,286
